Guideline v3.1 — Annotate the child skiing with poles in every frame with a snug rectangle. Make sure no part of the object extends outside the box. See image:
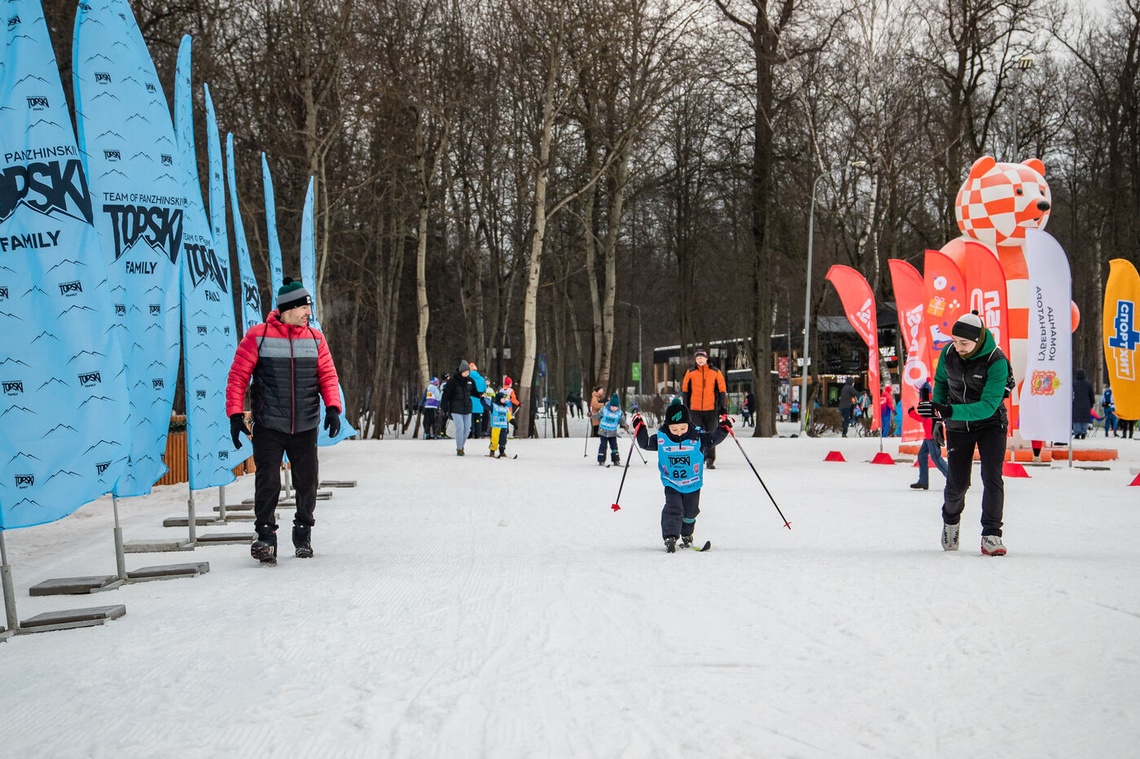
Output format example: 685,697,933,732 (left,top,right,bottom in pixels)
487,389,513,458
631,398,729,552
593,393,630,466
